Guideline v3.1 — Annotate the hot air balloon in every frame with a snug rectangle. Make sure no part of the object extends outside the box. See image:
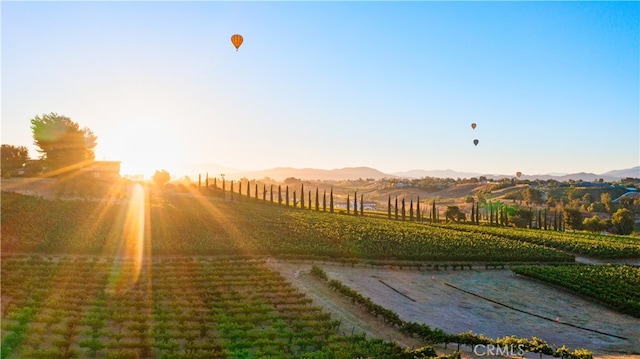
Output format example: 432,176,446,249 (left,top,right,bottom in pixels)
231,34,243,51
471,123,476,130
516,171,522,178
473,139,479,146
